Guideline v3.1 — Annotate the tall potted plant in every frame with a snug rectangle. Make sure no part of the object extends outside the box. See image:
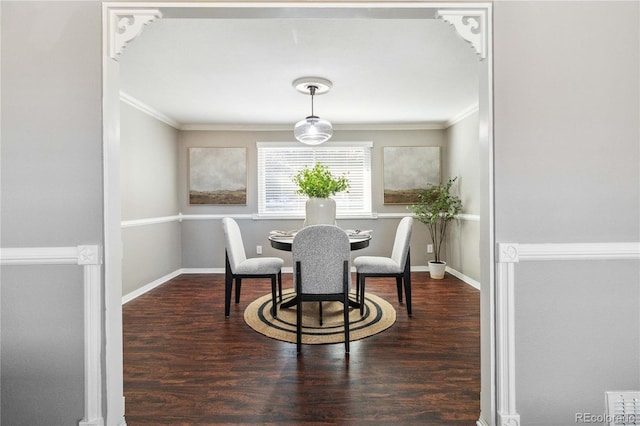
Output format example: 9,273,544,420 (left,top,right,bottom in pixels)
292,163,349,226
409,177,462,279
